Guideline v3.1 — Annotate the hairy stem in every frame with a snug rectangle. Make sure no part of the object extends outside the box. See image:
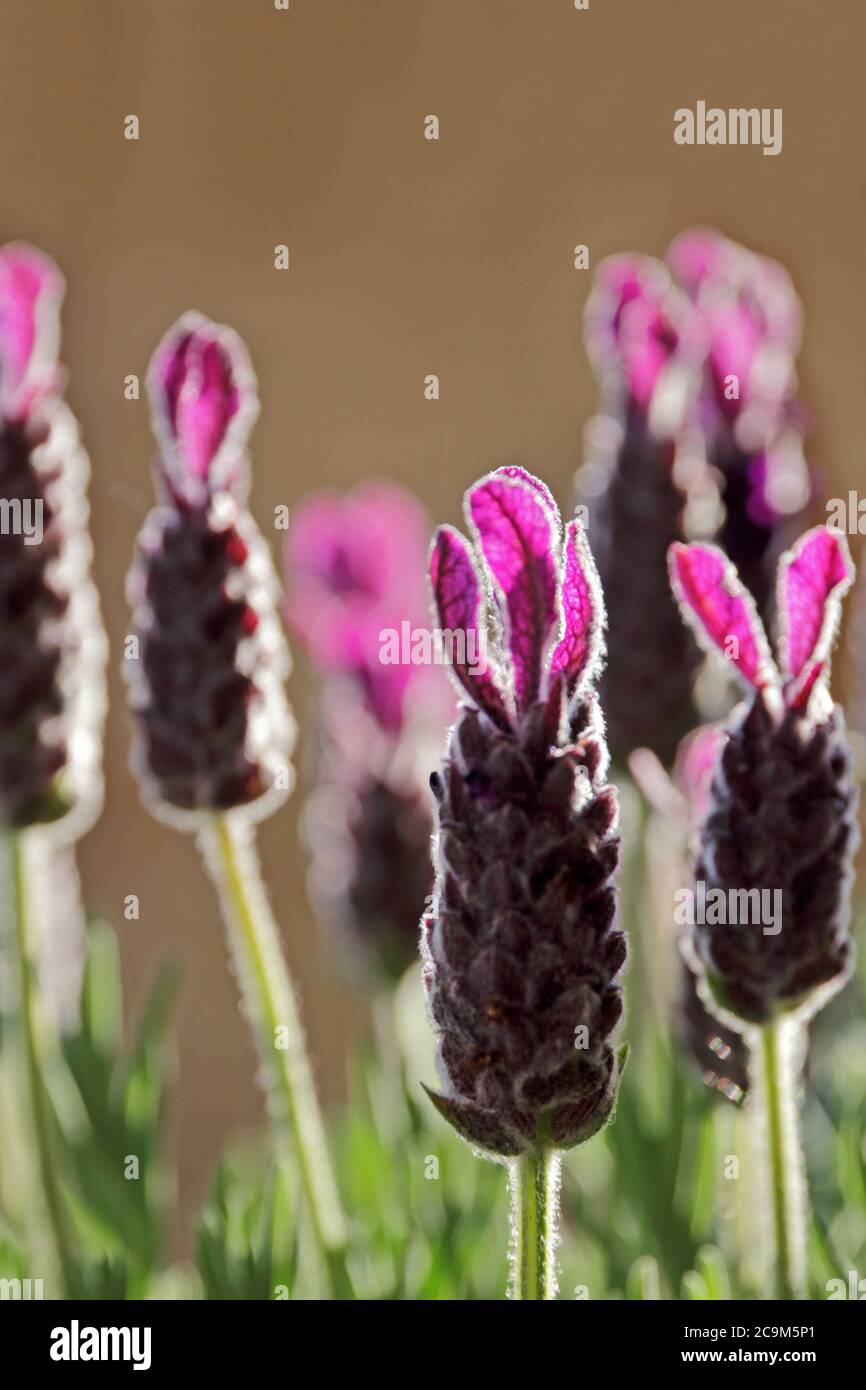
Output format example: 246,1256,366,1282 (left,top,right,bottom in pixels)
5,832,75,1295
754,1018,807,1299
199,814,352,1298
511,1147,560,1300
